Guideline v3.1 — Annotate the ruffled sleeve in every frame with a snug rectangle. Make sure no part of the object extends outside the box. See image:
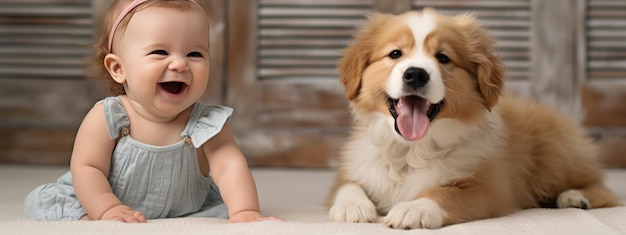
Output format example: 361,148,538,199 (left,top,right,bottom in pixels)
100,96,129,140
185,104,233,148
